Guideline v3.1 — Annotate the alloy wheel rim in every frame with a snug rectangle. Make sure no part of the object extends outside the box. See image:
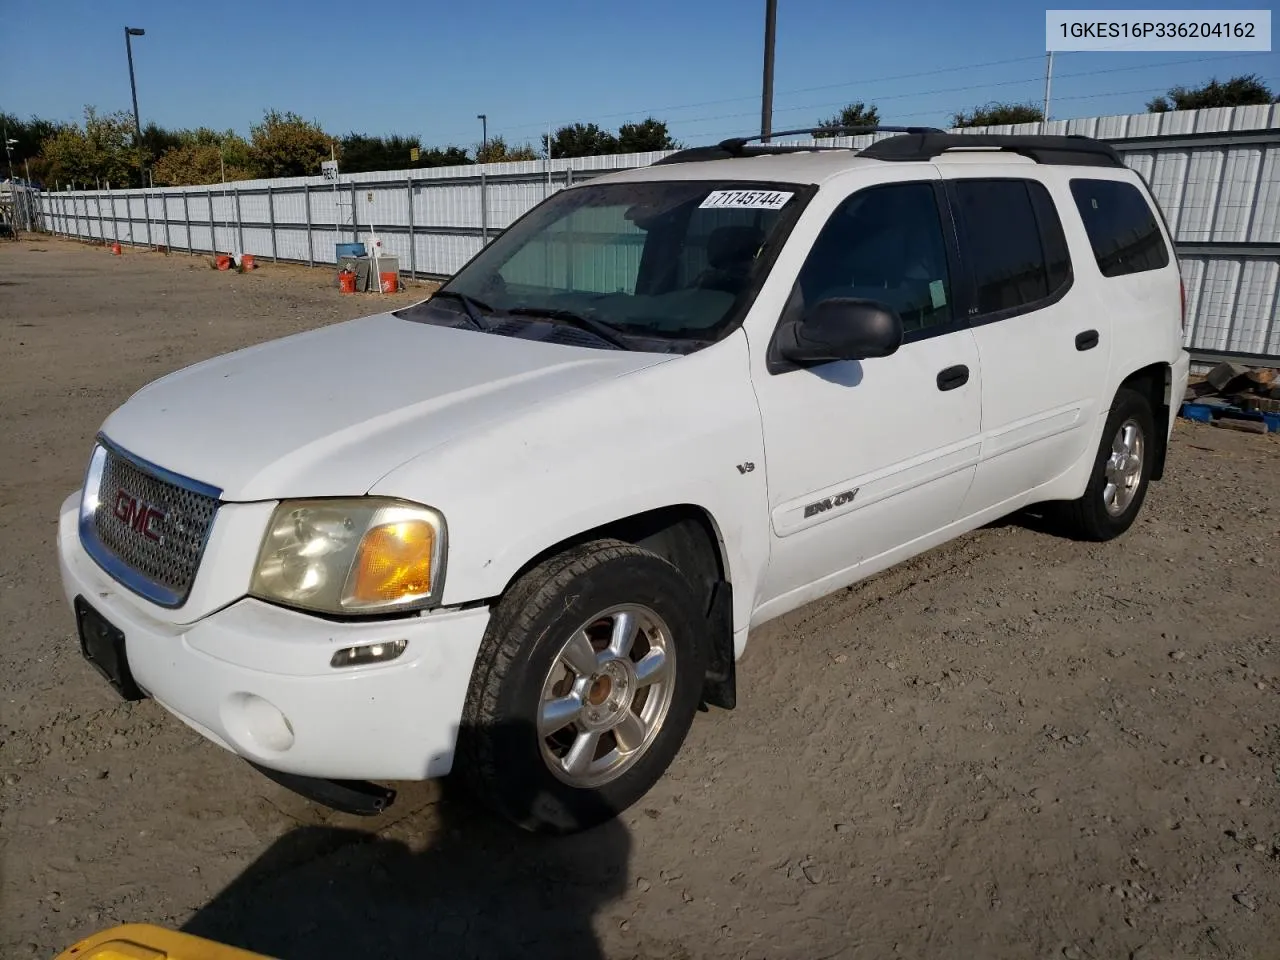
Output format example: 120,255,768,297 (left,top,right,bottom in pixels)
538,604,676,788
1102,417,1145,517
